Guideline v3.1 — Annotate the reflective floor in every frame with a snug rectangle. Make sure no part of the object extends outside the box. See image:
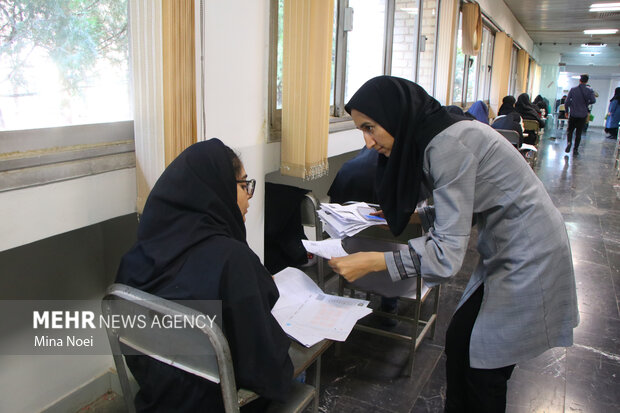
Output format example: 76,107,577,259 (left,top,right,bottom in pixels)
316,126,620,413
